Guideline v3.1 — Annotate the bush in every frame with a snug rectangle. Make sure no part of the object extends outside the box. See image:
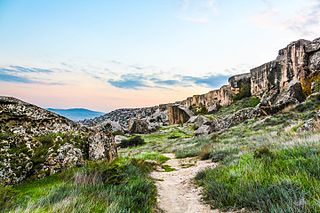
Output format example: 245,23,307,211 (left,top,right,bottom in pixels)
119,136,145,148
253,146,273,159
232,83,251,101
296,93,320,112
0,186,16,209
195,106,208,115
